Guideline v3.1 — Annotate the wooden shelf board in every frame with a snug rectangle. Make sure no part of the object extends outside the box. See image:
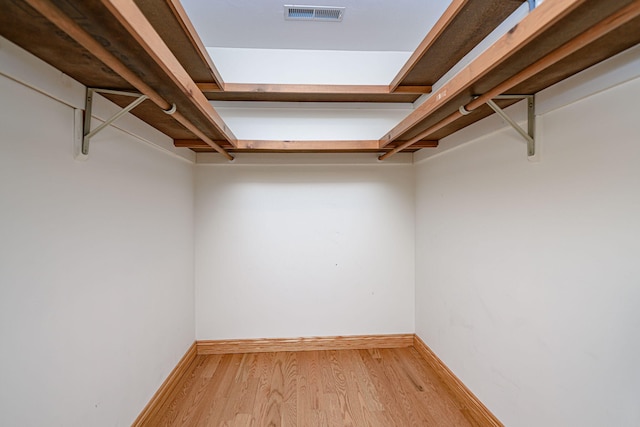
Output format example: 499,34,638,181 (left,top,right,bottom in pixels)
0,1,132,91
388,0,640,144
134,0,223,87
204,92,422,103
3,0,638,154
175,139,438,153
199,83,429,103
1,0,231,143
392,0,525,89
